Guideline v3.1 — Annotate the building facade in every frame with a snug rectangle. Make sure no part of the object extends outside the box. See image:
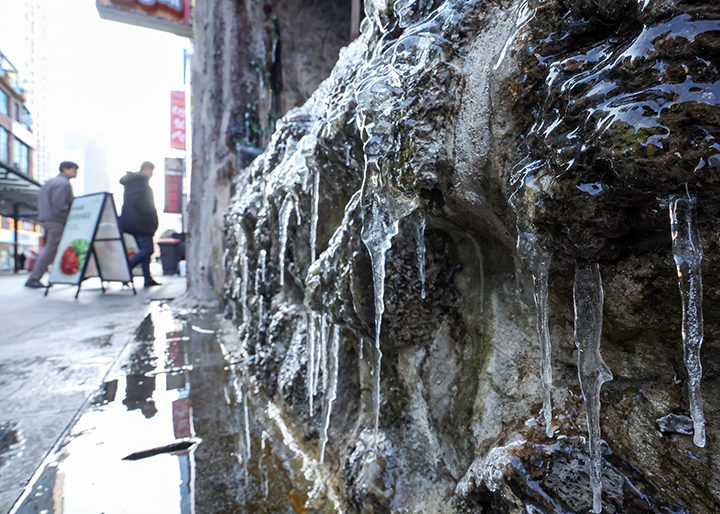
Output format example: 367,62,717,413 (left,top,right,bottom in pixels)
0,49,42,271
